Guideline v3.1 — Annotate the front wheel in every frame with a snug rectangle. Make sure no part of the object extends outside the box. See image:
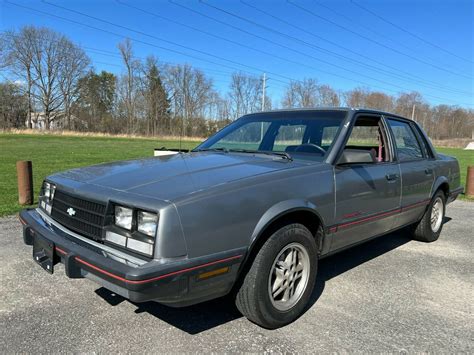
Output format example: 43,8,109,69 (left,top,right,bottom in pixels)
412,190,446,242
235,224,318,329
